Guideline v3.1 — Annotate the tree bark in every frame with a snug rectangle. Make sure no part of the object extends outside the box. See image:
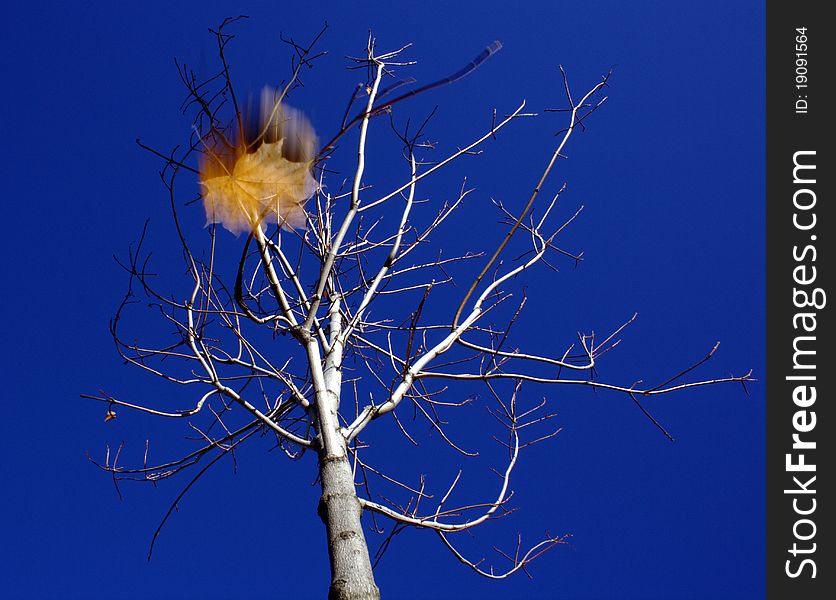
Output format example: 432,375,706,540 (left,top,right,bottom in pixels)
318,449,380,600
312,301,380,600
